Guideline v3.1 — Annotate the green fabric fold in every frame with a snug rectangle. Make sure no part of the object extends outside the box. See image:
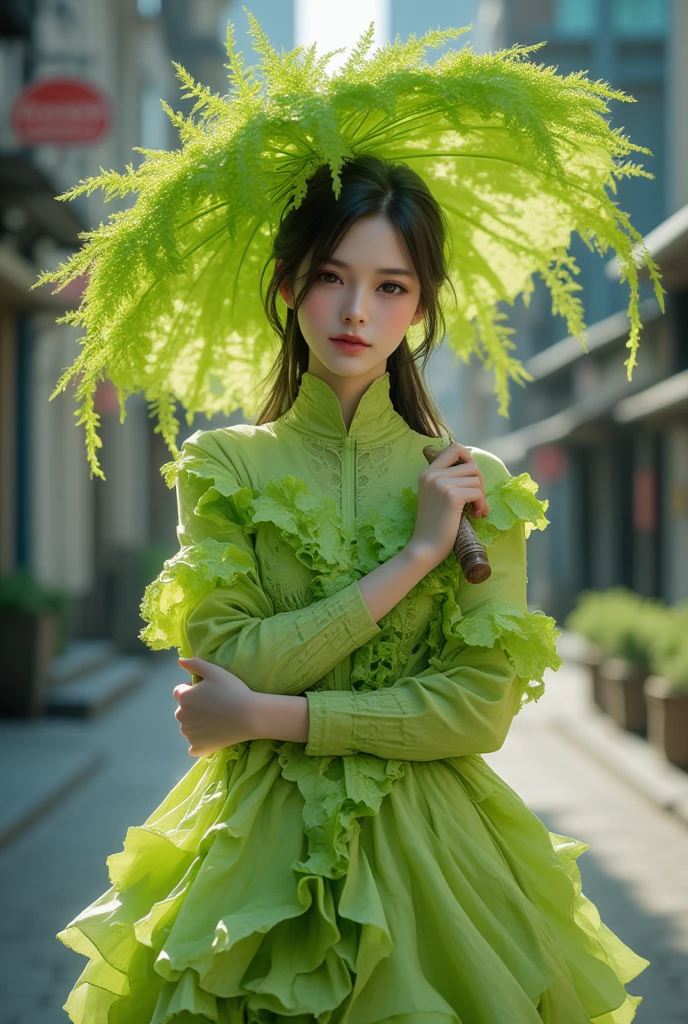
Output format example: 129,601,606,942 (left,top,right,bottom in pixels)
58,744,648,1024
59,743,403,1023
